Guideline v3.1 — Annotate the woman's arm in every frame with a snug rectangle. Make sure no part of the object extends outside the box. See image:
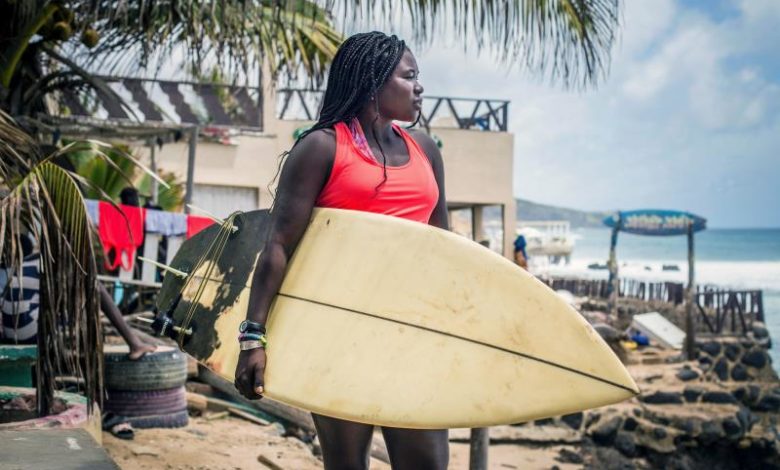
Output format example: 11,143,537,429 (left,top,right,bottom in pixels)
410,130,448,231
235,129,335,399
